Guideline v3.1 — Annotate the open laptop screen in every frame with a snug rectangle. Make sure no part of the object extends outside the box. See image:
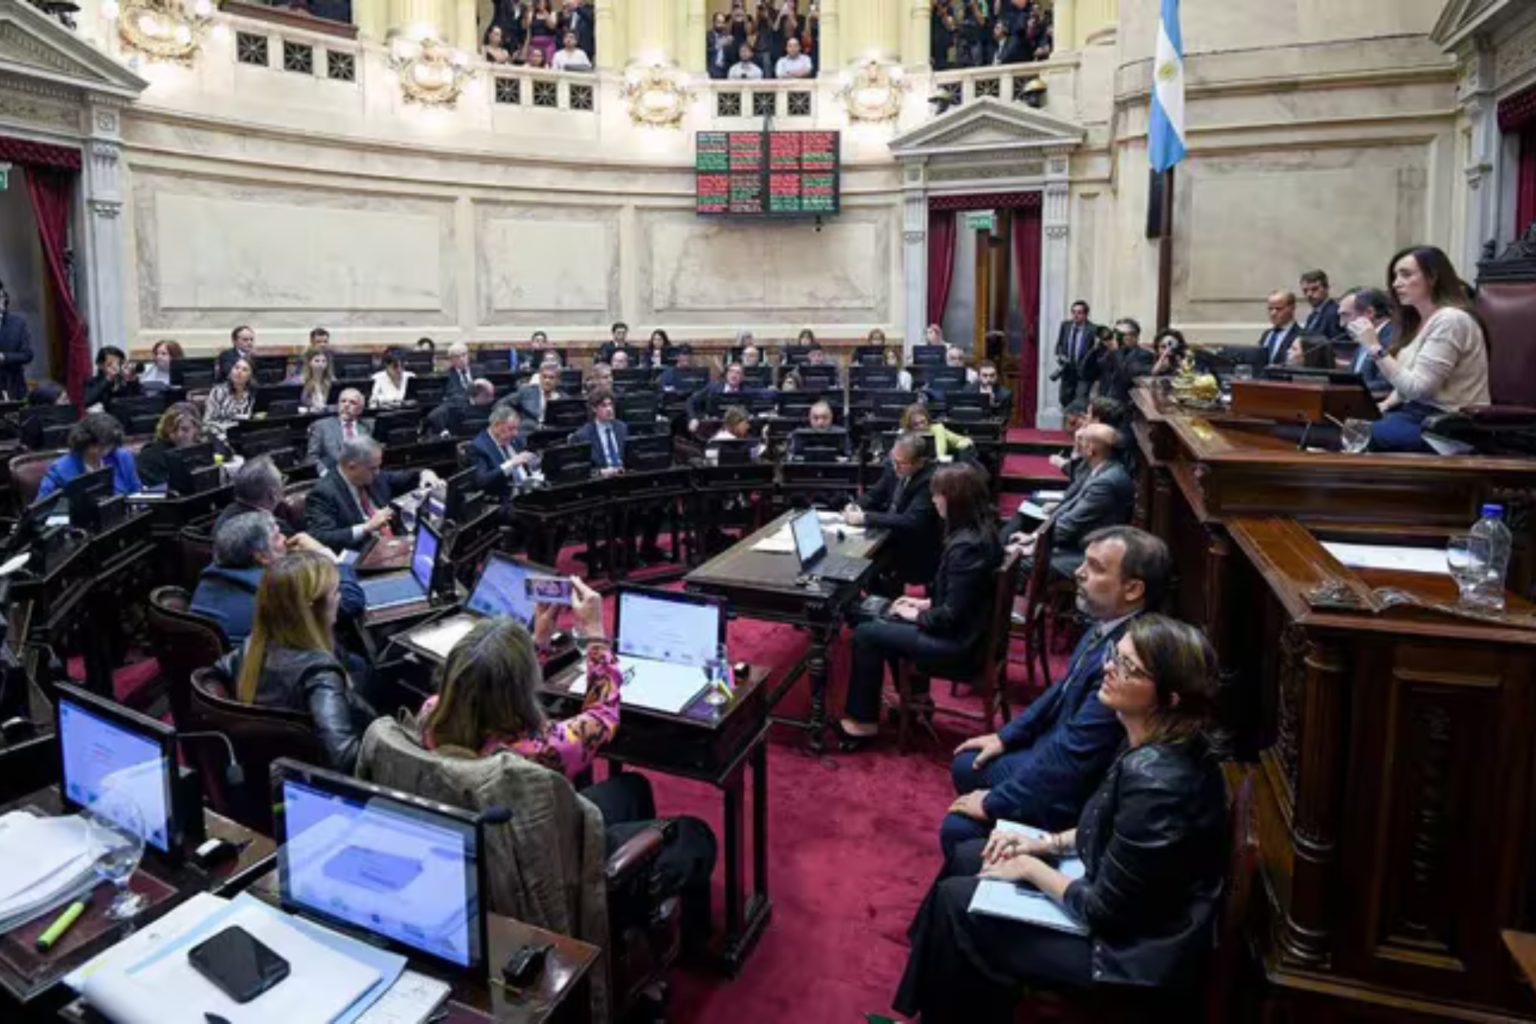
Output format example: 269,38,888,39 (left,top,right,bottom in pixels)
464,554,536,626
614,589,722,668
790,510,827,567
410,520,440,594
57,685,176,854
